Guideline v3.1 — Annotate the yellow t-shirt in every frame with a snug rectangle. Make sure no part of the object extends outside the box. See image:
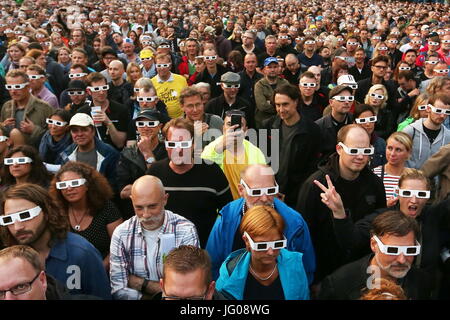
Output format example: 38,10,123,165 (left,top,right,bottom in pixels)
223,150,250,199
151,73,188,119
